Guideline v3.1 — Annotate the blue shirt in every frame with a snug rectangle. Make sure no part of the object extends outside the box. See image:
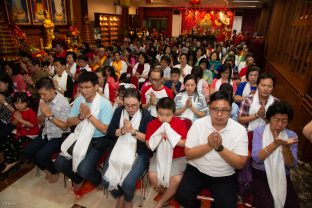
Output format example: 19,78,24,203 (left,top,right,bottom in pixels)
164,80,182,95
70,95,113,138
235,82,257,96
231,102,239,121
